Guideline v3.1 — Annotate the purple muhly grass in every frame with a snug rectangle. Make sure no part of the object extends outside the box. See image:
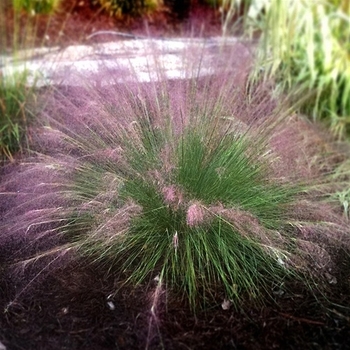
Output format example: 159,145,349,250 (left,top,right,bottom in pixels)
162,185,184,209
86,200,142,242
268,115,338,181
186,201,206,227
295,239,332,270
148,170,164,186
94,172,121,203
0,157,77,245
159,144,175,175
81,146,125,165
67,201,142,261
209,204,286,249
211,205,262,235
75,171,121,216
287,199,350,247
162,185,177,204
207,201,348,272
